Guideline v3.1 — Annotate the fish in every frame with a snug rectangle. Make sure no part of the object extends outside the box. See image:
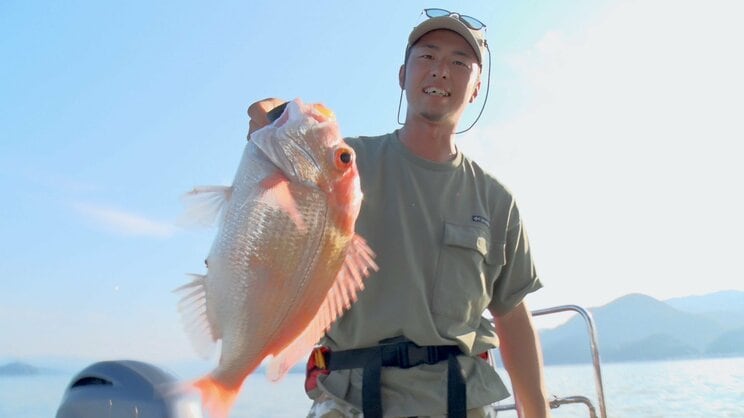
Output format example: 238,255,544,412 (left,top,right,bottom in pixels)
175,98,377,418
